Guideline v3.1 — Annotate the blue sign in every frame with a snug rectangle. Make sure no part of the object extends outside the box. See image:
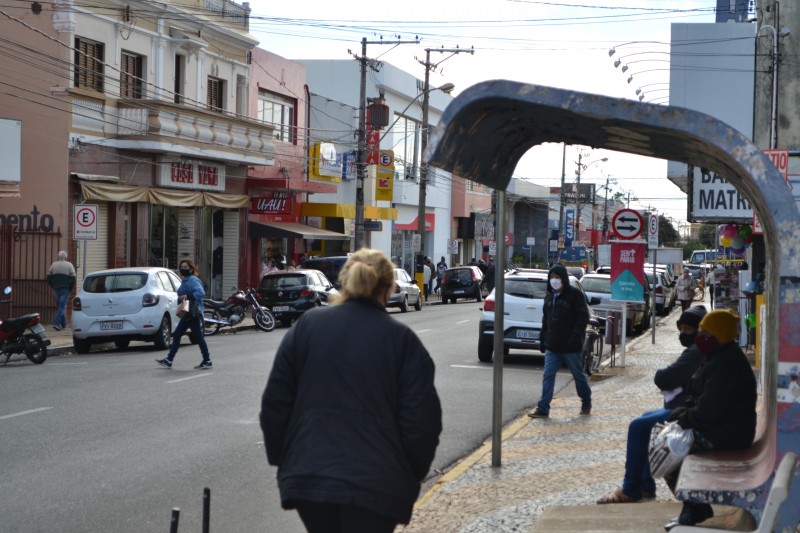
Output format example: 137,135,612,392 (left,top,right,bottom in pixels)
565,208,574,248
